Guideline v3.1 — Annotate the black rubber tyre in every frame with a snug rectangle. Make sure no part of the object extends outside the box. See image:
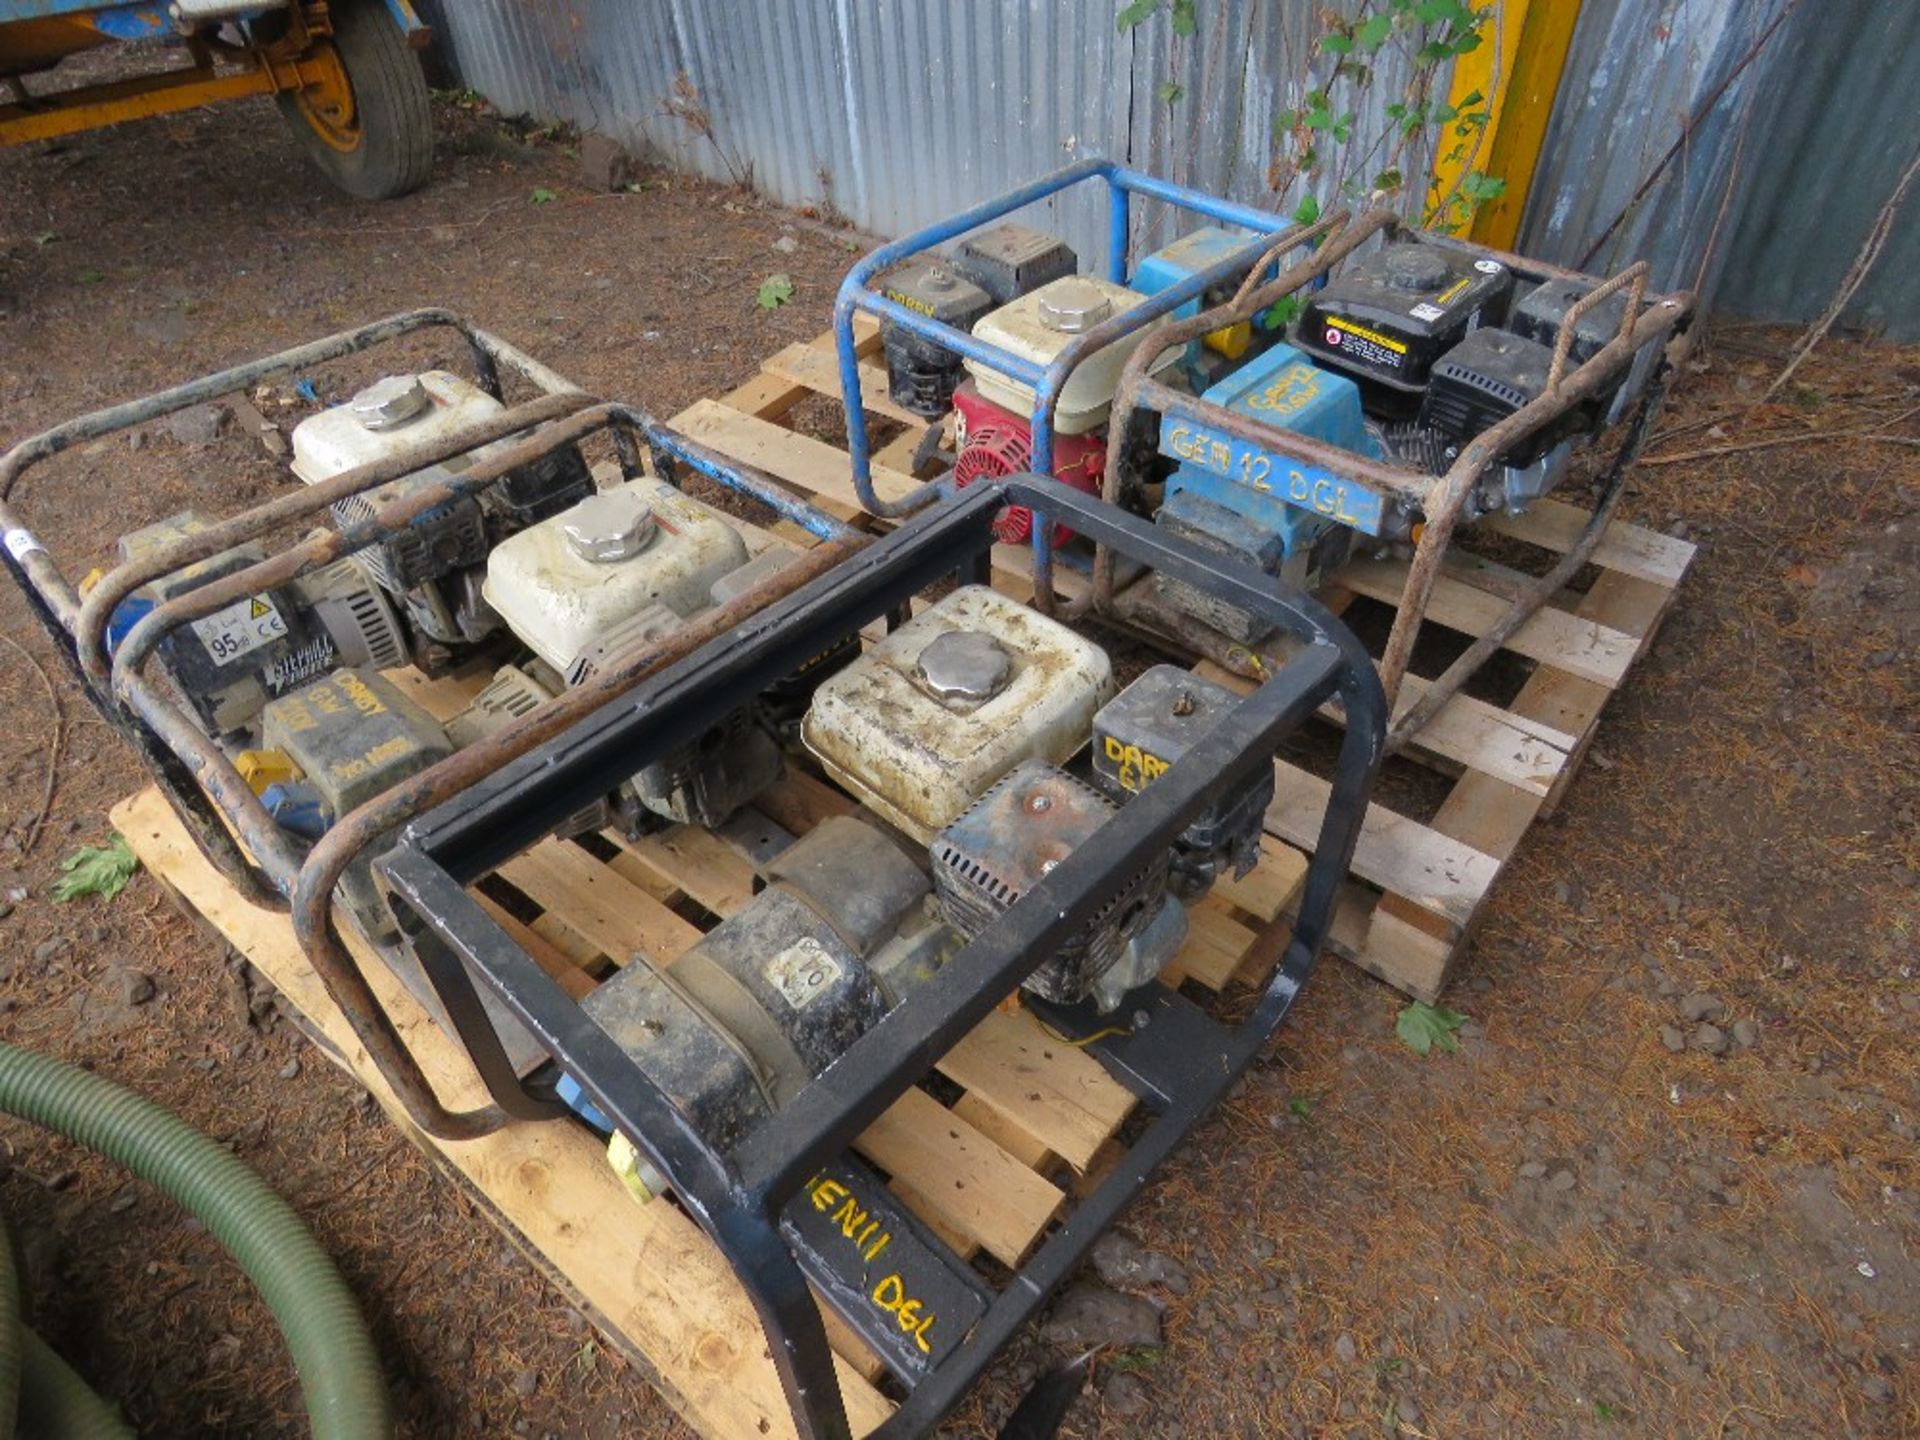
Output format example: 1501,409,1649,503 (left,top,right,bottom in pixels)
276,0,433,200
